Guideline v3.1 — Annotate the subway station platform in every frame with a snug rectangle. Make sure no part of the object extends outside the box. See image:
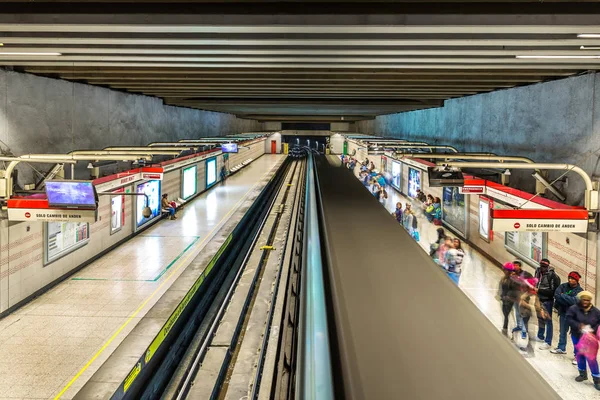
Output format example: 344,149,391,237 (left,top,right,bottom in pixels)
0,155,283,400
375,180,597,400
